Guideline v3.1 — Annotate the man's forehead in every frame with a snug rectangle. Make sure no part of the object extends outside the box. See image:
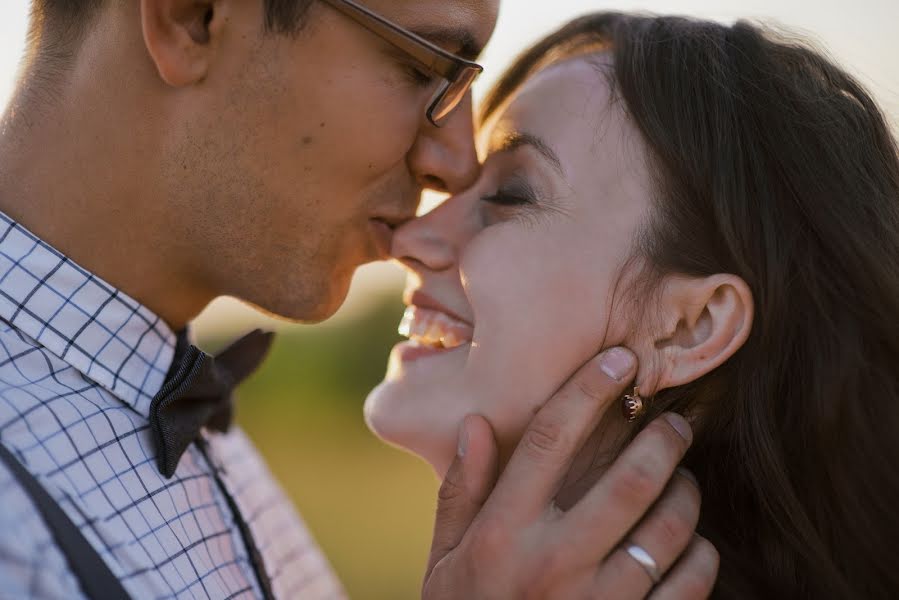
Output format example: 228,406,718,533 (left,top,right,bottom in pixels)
380,0,500,57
